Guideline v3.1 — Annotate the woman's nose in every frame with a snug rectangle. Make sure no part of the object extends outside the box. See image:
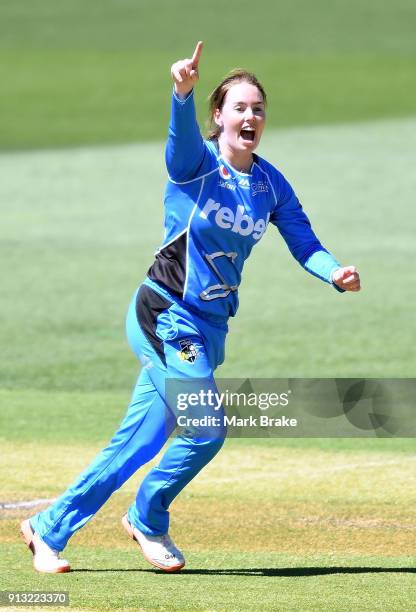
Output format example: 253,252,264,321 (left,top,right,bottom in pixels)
244,107,254,121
